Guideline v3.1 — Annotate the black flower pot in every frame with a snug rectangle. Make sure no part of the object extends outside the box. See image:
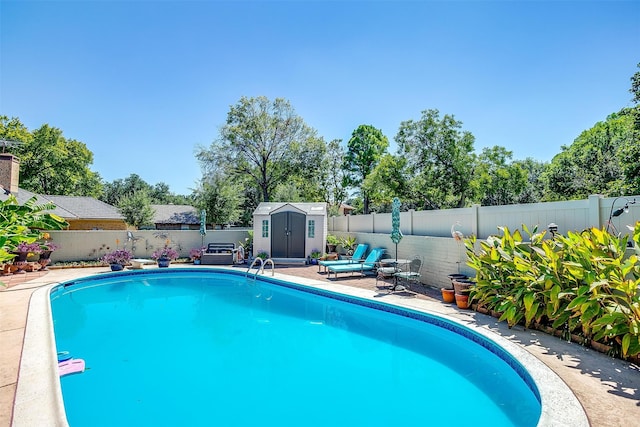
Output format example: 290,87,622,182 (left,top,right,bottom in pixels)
110,263,124,271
